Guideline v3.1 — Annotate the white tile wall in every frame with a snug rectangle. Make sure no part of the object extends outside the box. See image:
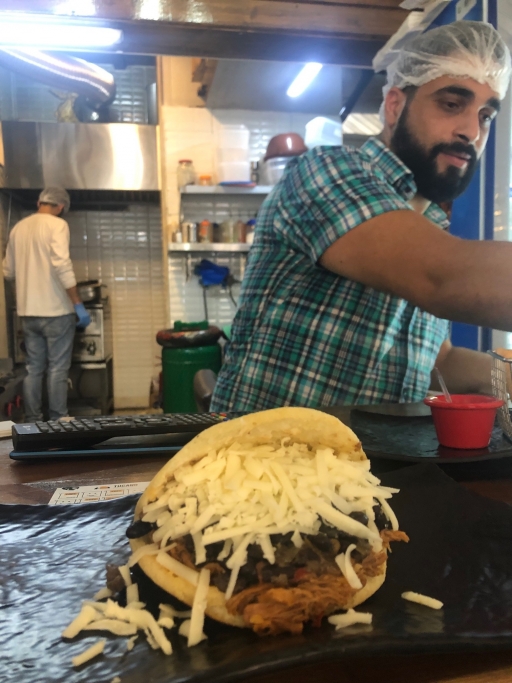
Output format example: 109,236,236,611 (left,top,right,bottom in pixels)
212,109,317,162
168,252,246,329
162,106,323,330
67,205,166,409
